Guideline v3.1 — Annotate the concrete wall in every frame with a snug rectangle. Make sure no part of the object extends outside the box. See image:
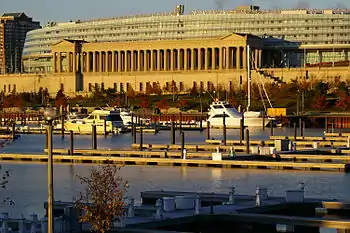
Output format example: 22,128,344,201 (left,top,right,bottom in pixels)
0,67,349,97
